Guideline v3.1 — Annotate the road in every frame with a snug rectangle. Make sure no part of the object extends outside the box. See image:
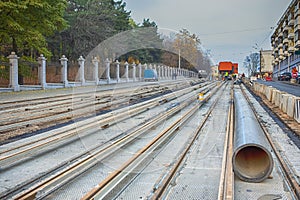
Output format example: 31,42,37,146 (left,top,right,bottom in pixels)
257,79,300,97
